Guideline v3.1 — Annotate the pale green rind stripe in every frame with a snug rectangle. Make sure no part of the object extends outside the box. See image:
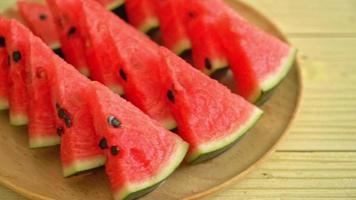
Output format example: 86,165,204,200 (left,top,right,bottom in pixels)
187,107,264,163
114,140,189,200
261,47,297,92
139,18,159,33
10,113,28,126
63,156,106,177
0,99,9,110
29,136,60,148
106,0,125,10
172,39,192,55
